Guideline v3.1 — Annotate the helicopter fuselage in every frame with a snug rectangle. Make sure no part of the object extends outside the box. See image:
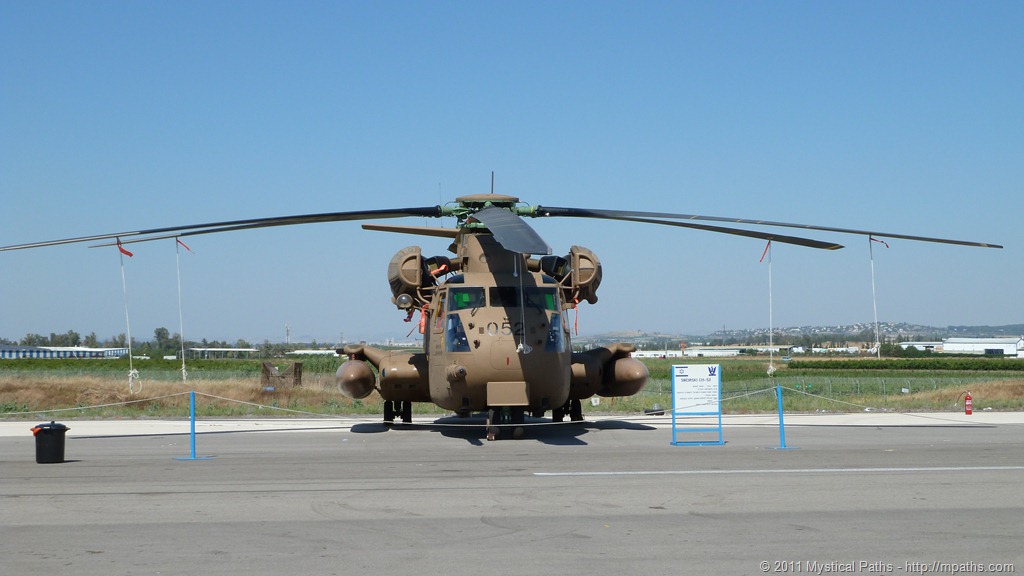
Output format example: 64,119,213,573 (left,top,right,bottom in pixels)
423,269,572,414
335,196,649,432
340,232,574,414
